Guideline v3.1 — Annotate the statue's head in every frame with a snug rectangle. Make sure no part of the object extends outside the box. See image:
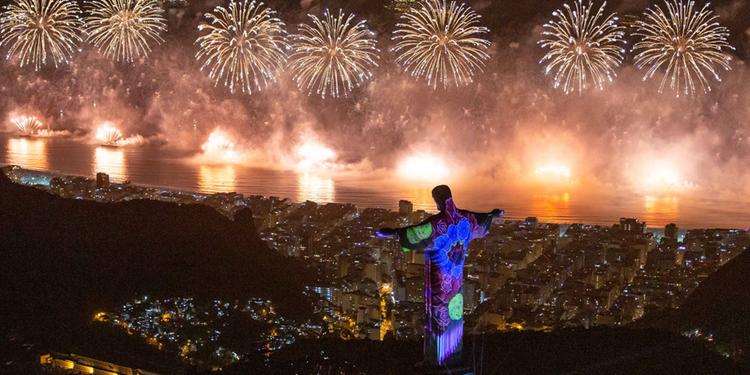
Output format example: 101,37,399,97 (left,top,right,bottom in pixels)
432,185,452,212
